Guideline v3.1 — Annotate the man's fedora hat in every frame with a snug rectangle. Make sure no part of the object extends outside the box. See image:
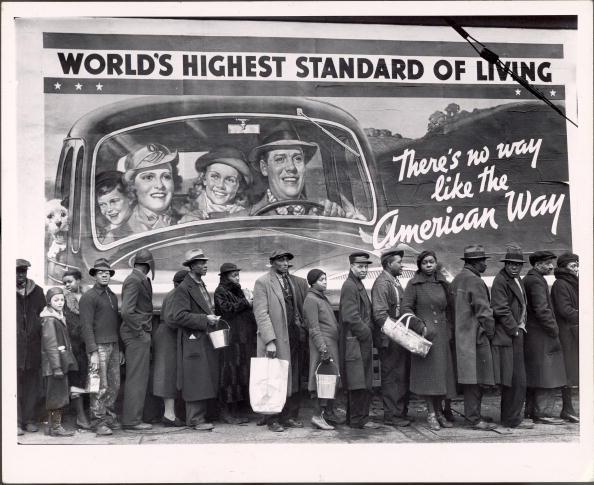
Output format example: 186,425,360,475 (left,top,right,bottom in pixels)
130,248,155,279
248,122,318,166
461,245,490,260
349,252,373,264
195,147,253,186
89,258,115,276
529,250,557,266
501,245,525,264
16,259,31,269
219,262,241,275
380,248,404,264
124,143,178,184
269,249,294,262
182,248,209,267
